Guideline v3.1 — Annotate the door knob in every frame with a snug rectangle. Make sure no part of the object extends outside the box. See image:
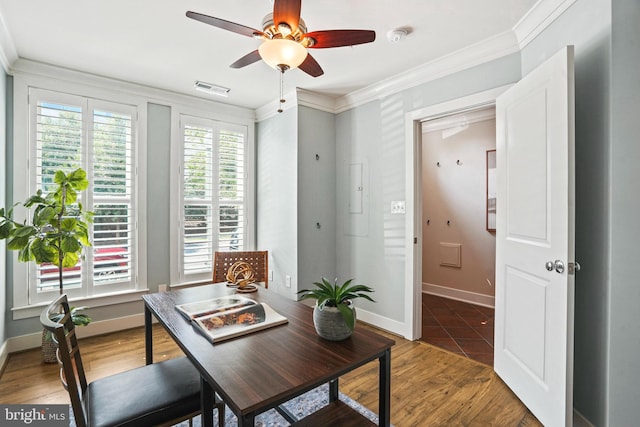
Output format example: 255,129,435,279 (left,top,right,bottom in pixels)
545,260,564,273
